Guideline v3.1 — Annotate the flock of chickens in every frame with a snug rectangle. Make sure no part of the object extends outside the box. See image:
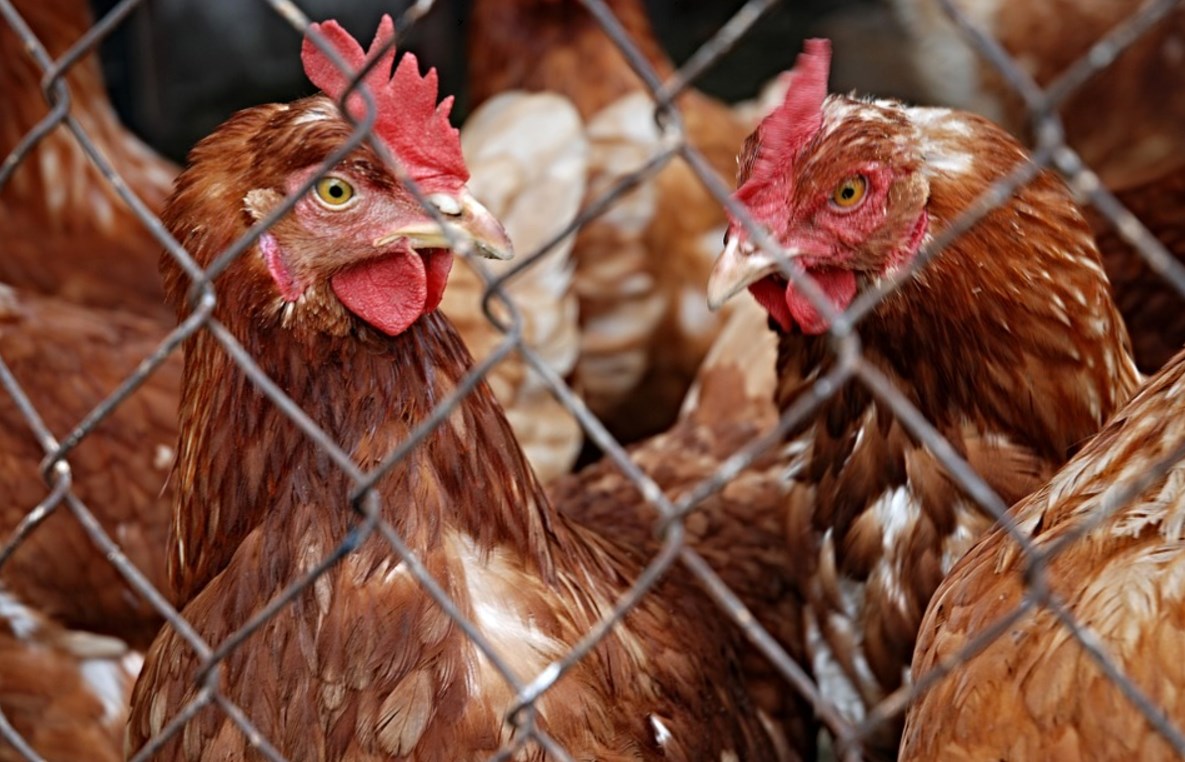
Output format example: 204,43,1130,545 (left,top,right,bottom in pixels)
1,0,1184,760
